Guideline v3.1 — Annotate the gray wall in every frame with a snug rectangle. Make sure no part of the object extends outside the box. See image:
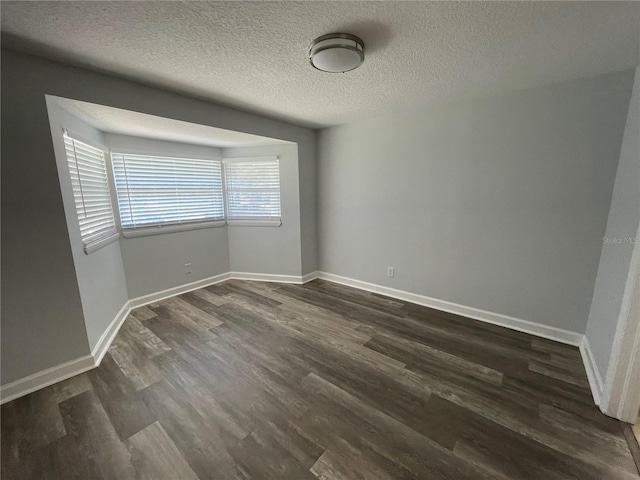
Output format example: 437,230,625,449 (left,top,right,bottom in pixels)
103,135,303,296
586,67,640,381
104,134,230,299
1,49,317,386
2,64,89,385
119,229,230,299
299,135,318,275
224,144,302,275
46,101,129,352
317,71,634,333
